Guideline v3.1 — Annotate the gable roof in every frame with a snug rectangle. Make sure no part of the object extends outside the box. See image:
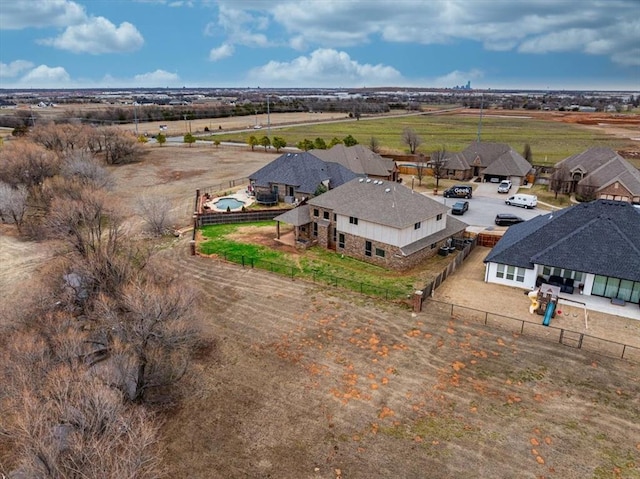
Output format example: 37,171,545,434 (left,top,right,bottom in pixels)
485,200,640,281
310,144,396,177
249,152,358,195
446,141,531,176
308,178,448,229
567,149,640,196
